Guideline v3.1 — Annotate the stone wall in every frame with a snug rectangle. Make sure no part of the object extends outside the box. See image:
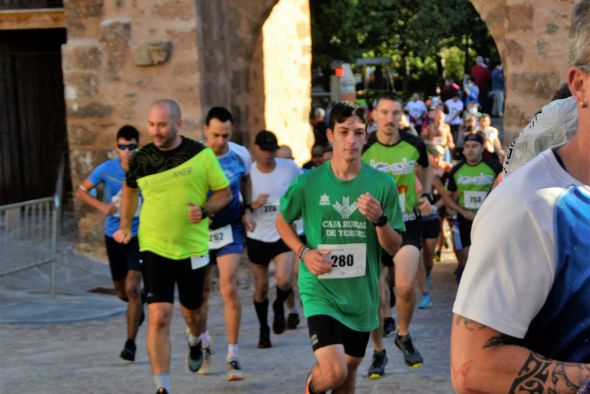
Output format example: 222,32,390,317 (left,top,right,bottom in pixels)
255,0,313,165
62,0,204,254
471,0,574,143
